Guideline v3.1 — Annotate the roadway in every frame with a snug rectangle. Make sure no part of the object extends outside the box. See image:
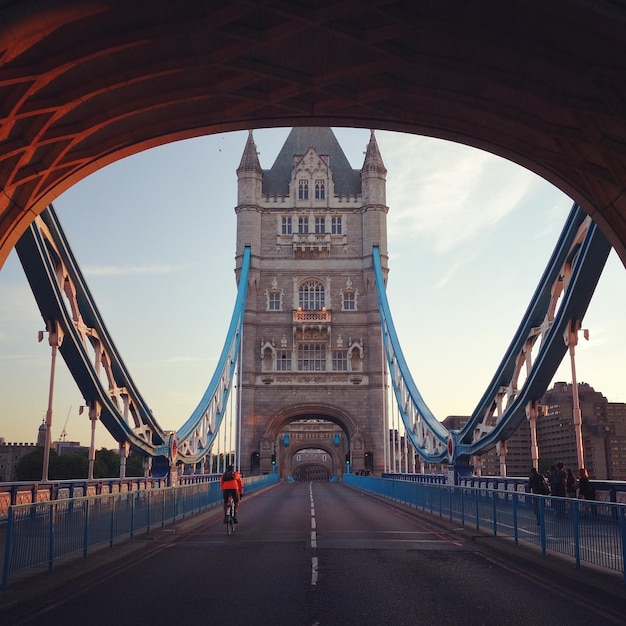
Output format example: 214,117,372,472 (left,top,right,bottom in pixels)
1,481,625,625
